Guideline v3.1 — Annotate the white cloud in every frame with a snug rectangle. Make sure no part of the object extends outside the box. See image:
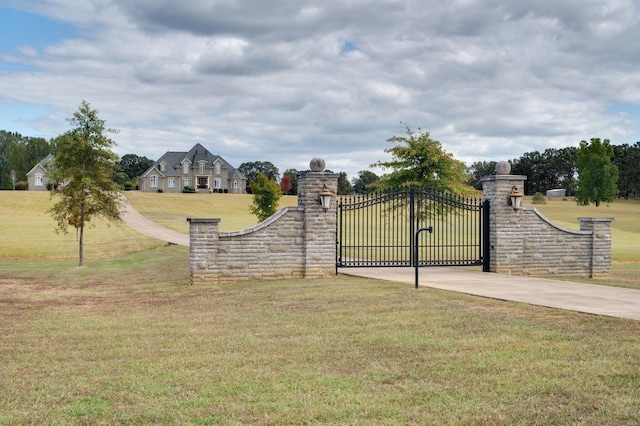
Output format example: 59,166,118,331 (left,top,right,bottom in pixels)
1,0,640,180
